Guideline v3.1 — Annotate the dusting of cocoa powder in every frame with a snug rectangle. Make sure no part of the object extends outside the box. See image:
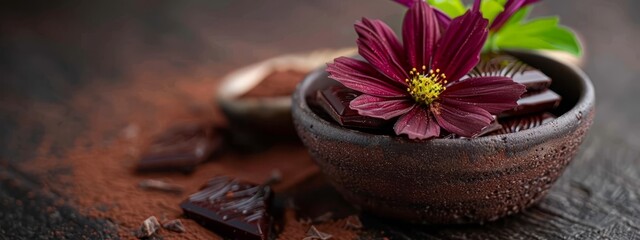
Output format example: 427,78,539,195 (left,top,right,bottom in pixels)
17,64,359,239
241,70,307,98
